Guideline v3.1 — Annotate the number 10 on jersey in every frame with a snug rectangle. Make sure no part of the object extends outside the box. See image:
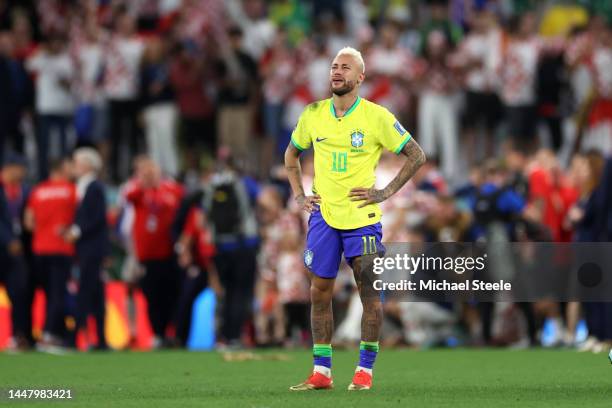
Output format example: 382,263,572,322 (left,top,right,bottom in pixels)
332,152,347,172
